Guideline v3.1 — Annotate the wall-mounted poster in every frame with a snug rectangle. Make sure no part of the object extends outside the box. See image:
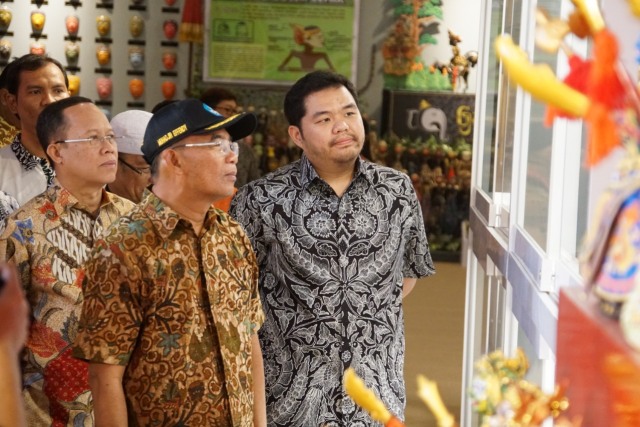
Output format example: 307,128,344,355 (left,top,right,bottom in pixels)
203,0,359,85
